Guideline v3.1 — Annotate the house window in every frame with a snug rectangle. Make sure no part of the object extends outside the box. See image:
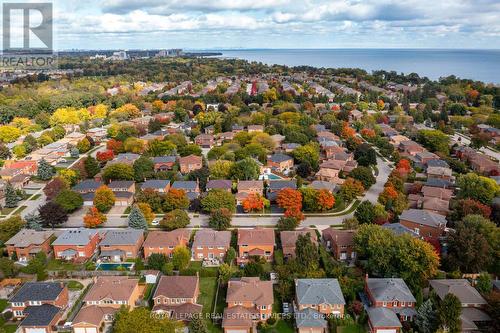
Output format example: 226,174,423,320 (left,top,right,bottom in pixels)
241,244,248,247
261,305,266,310
14,311,23,317
382,302,387,307
393,301,397,307
12,302,24,307
78,252,85,257
29,301,41,306
197,253,204,258
401,302,405,306
265,251,271,256
414,228,420,235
